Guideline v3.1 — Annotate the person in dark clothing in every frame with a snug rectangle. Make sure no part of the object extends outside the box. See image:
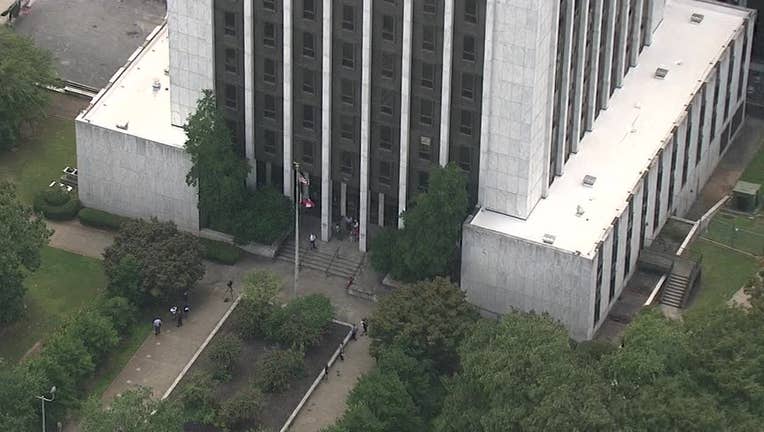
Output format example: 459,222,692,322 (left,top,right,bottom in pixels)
324,364,329,379
361,318,368,335
224,280,234,302
177,312,183,327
